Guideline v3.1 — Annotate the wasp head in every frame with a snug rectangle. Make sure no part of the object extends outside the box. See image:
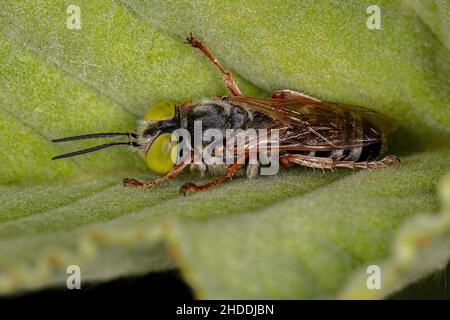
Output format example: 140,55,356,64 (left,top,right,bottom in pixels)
51,101,182,175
